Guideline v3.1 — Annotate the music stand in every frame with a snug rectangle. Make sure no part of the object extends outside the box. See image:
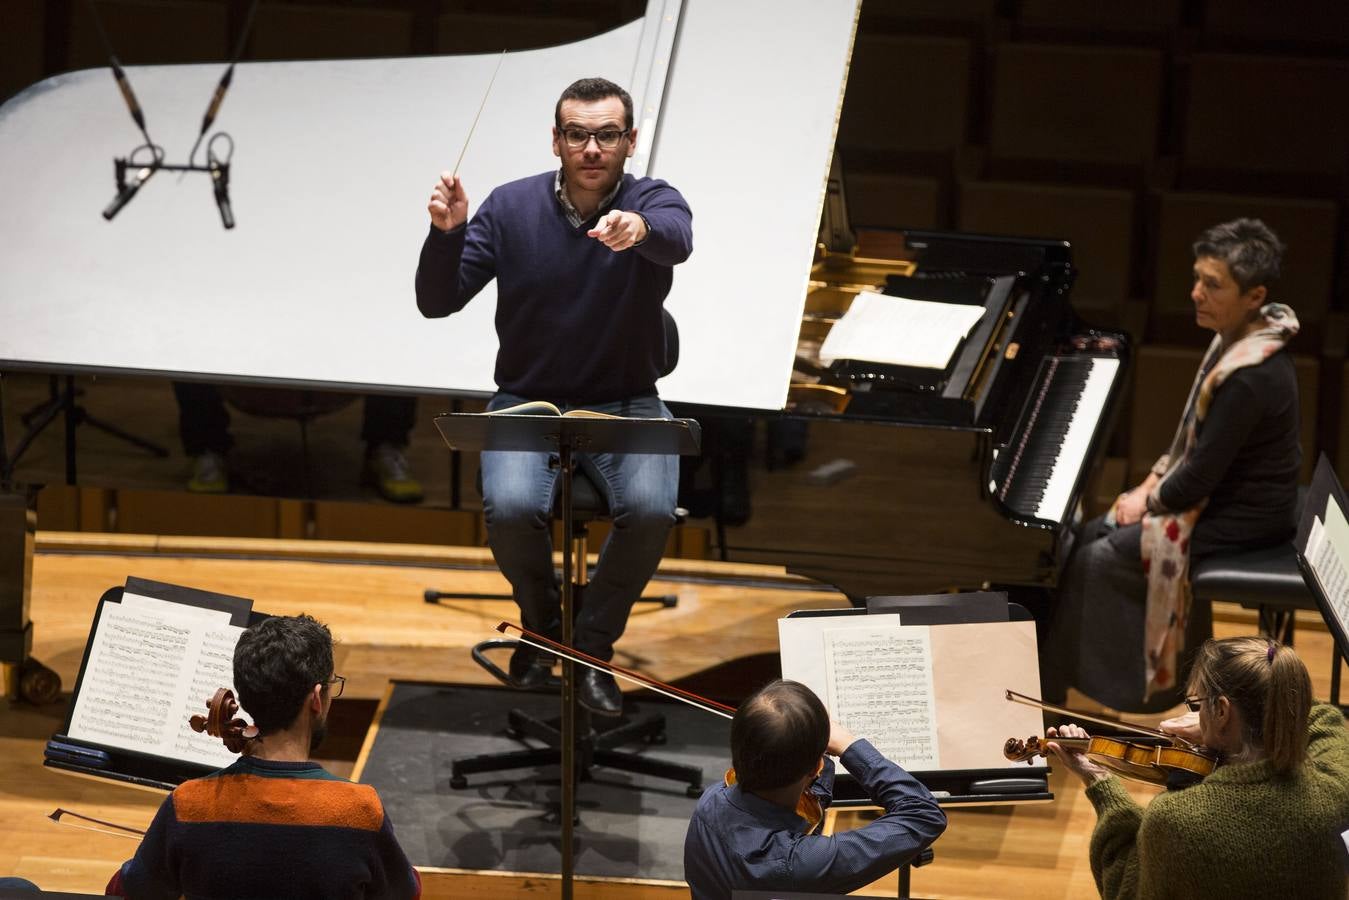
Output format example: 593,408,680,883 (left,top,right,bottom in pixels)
433,410,700,899
1294,454,1349,704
